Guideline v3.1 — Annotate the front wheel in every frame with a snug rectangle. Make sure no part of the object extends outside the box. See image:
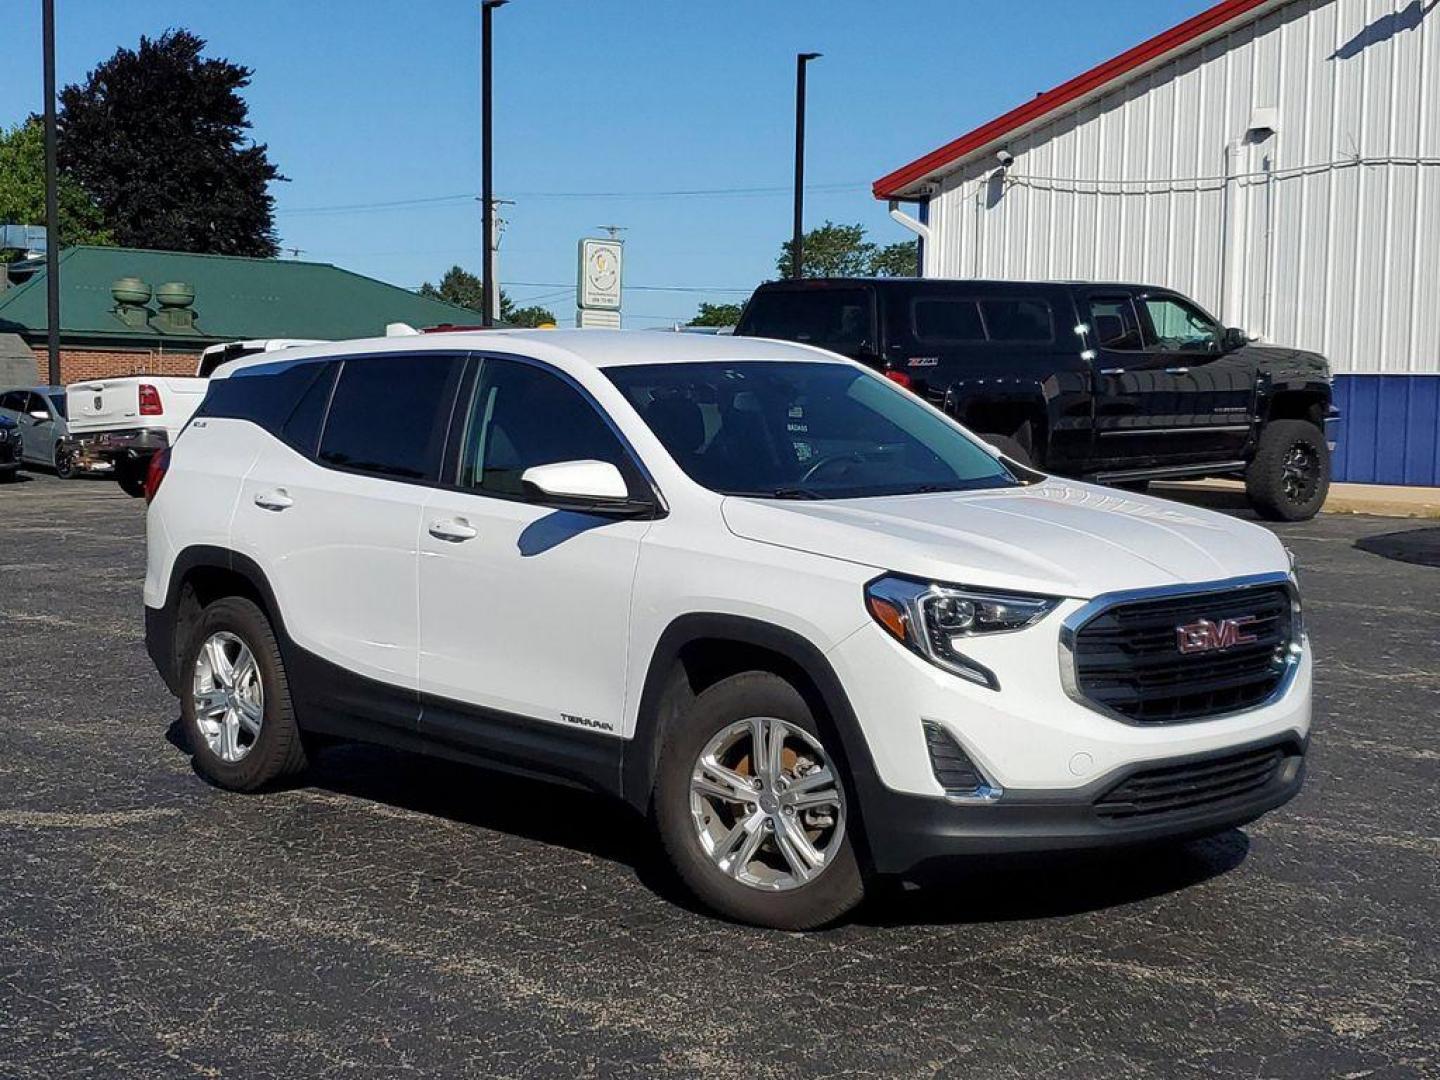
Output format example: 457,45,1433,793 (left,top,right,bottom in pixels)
54,444,77,480
653,672,864,930
1245,419,1330,521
